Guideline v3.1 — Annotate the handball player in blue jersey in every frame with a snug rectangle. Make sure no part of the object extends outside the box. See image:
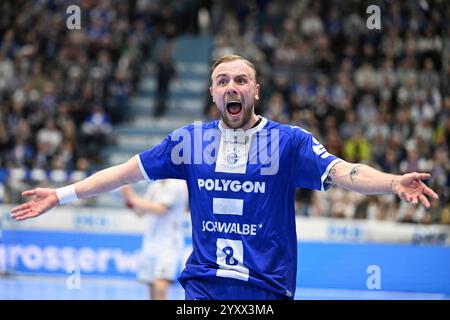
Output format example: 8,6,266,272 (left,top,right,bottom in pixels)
11,55,439,300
